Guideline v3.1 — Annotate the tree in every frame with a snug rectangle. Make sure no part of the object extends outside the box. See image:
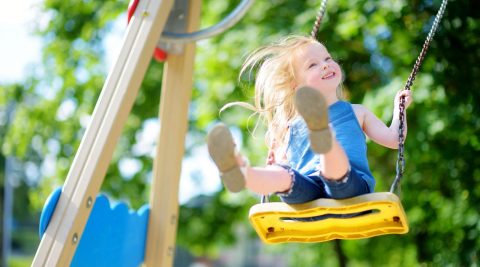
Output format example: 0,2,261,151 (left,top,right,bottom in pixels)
2,0,479,265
